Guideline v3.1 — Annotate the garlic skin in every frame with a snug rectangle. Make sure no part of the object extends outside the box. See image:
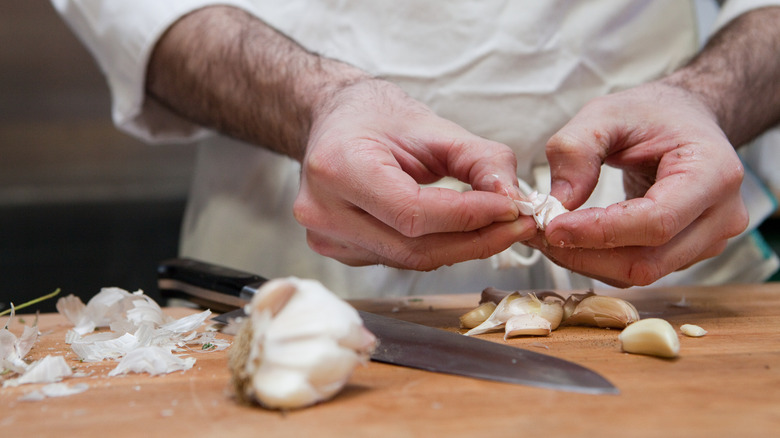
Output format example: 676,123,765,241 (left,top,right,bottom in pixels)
680,324,707,337
515,191,568,230
564,295,639,329
229,277,376,410
619,318,680,358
